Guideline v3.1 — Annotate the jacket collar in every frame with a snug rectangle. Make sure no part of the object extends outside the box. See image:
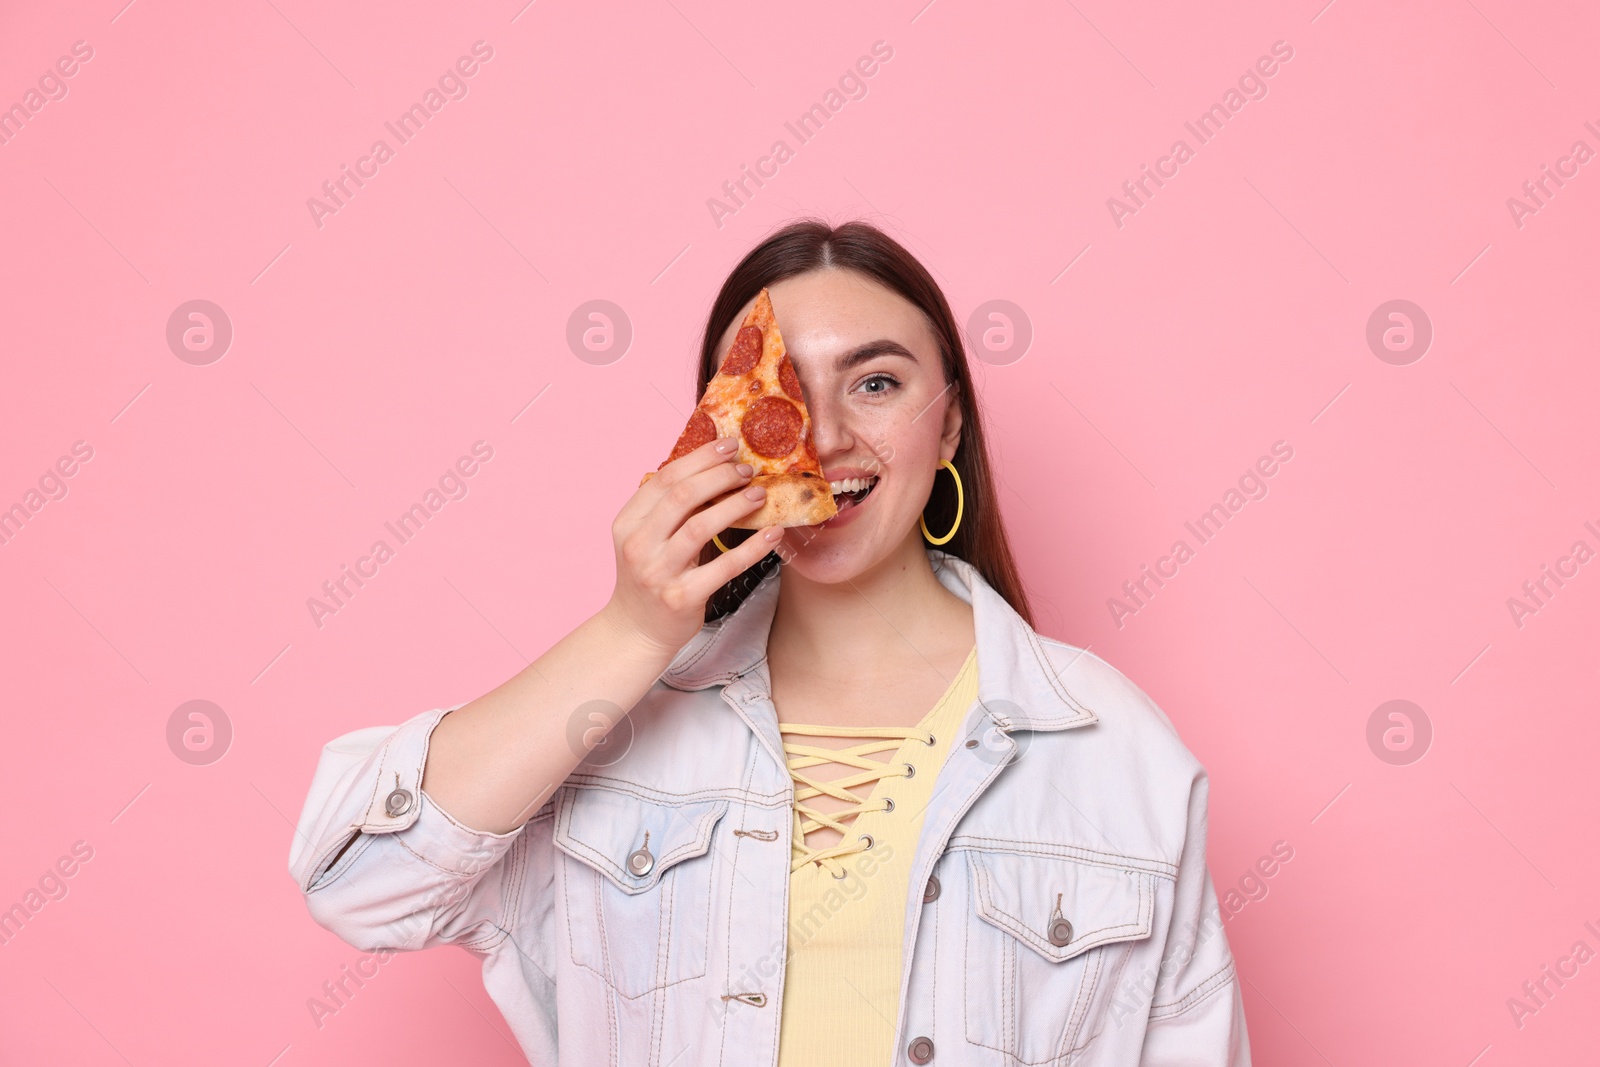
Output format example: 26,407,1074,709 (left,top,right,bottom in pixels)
661,549,1097,733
